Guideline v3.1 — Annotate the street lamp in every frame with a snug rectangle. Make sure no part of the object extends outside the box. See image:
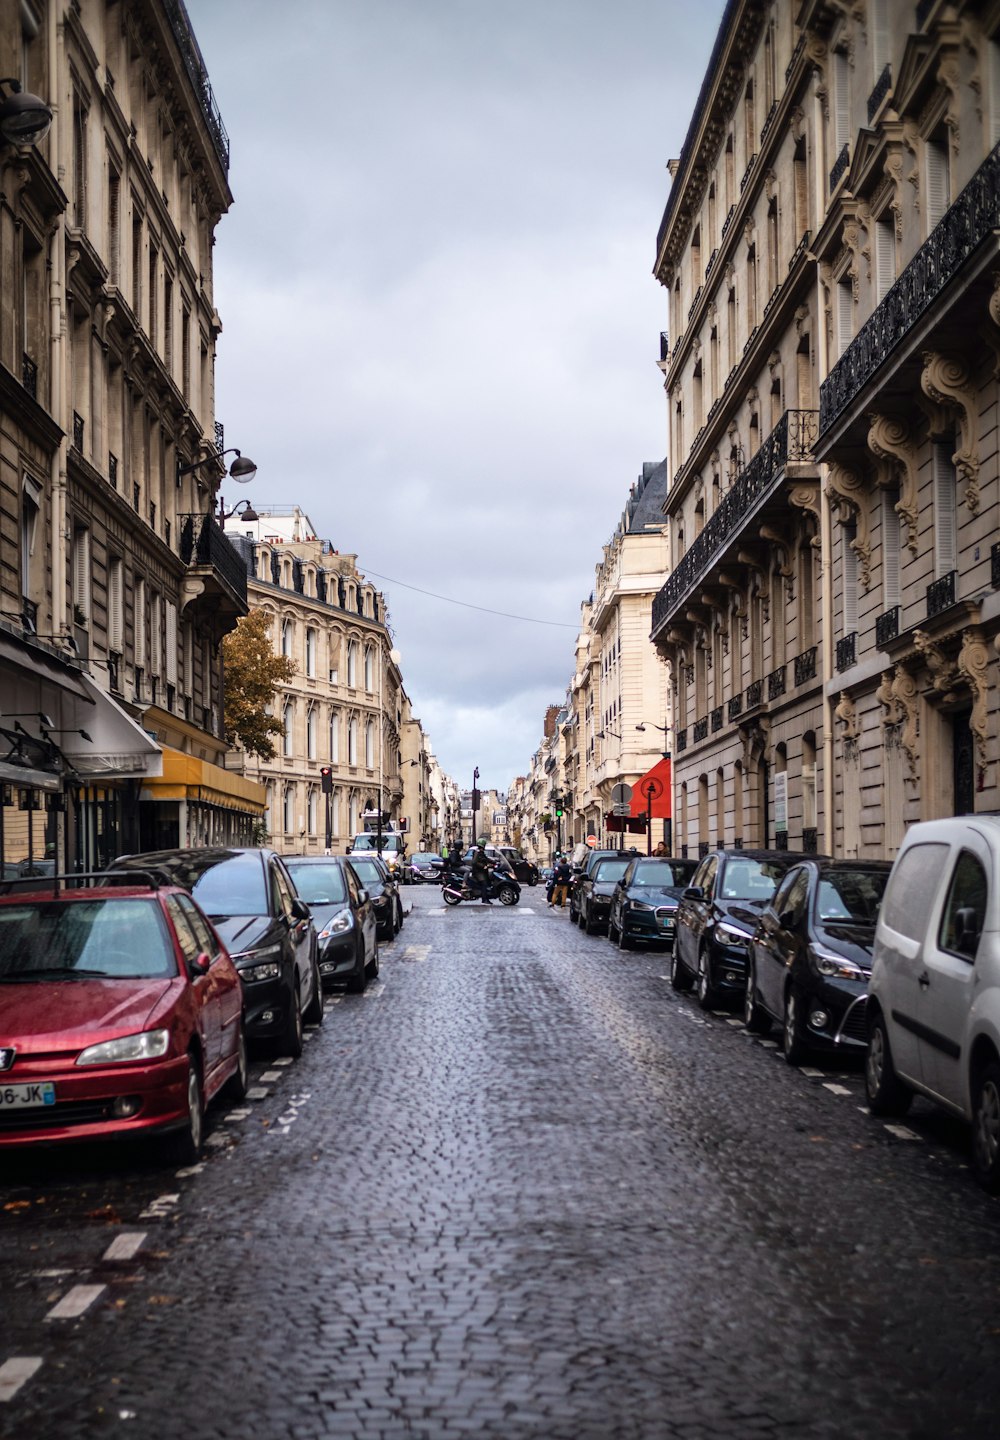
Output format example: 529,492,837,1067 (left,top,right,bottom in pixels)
218,497,259,524
177,447,258,524
0,79,52,147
